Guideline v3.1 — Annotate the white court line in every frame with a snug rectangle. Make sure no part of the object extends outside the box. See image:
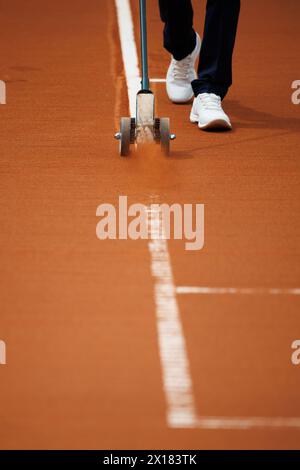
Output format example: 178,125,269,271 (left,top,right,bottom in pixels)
115,0,140,115
177,286,300,295
147,206,198,428
150,78,166,83
114,0,300,430
114,0,197,428
195,416,300,430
